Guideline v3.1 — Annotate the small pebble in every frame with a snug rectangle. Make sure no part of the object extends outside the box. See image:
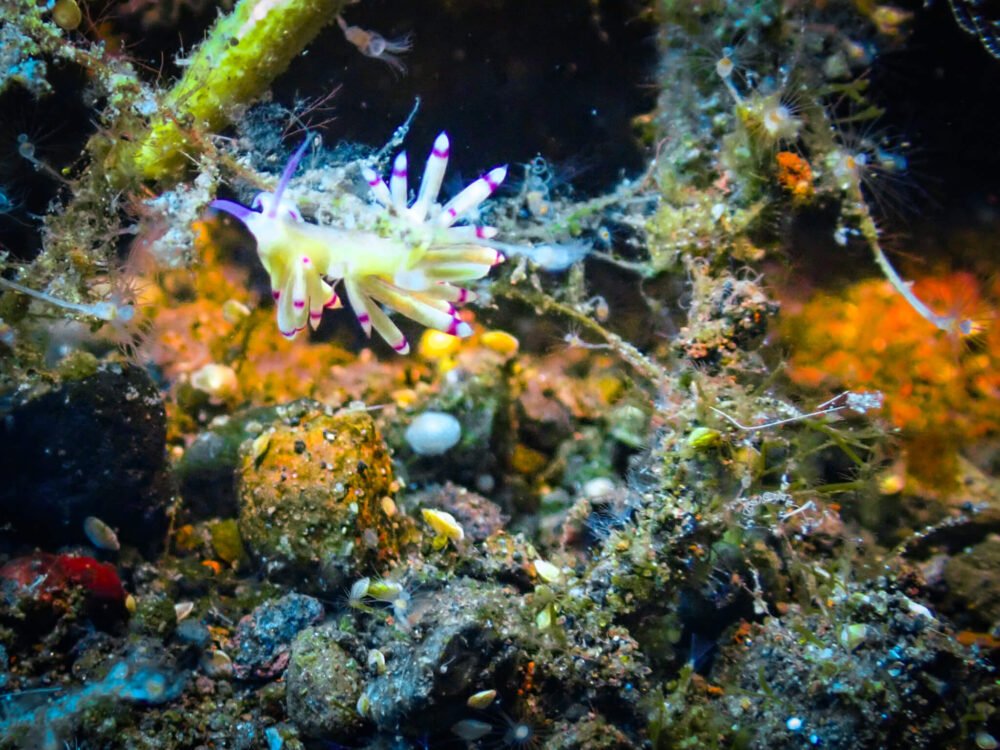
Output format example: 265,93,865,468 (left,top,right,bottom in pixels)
176,619,211,647
190,363,239,401
405,411,461,456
